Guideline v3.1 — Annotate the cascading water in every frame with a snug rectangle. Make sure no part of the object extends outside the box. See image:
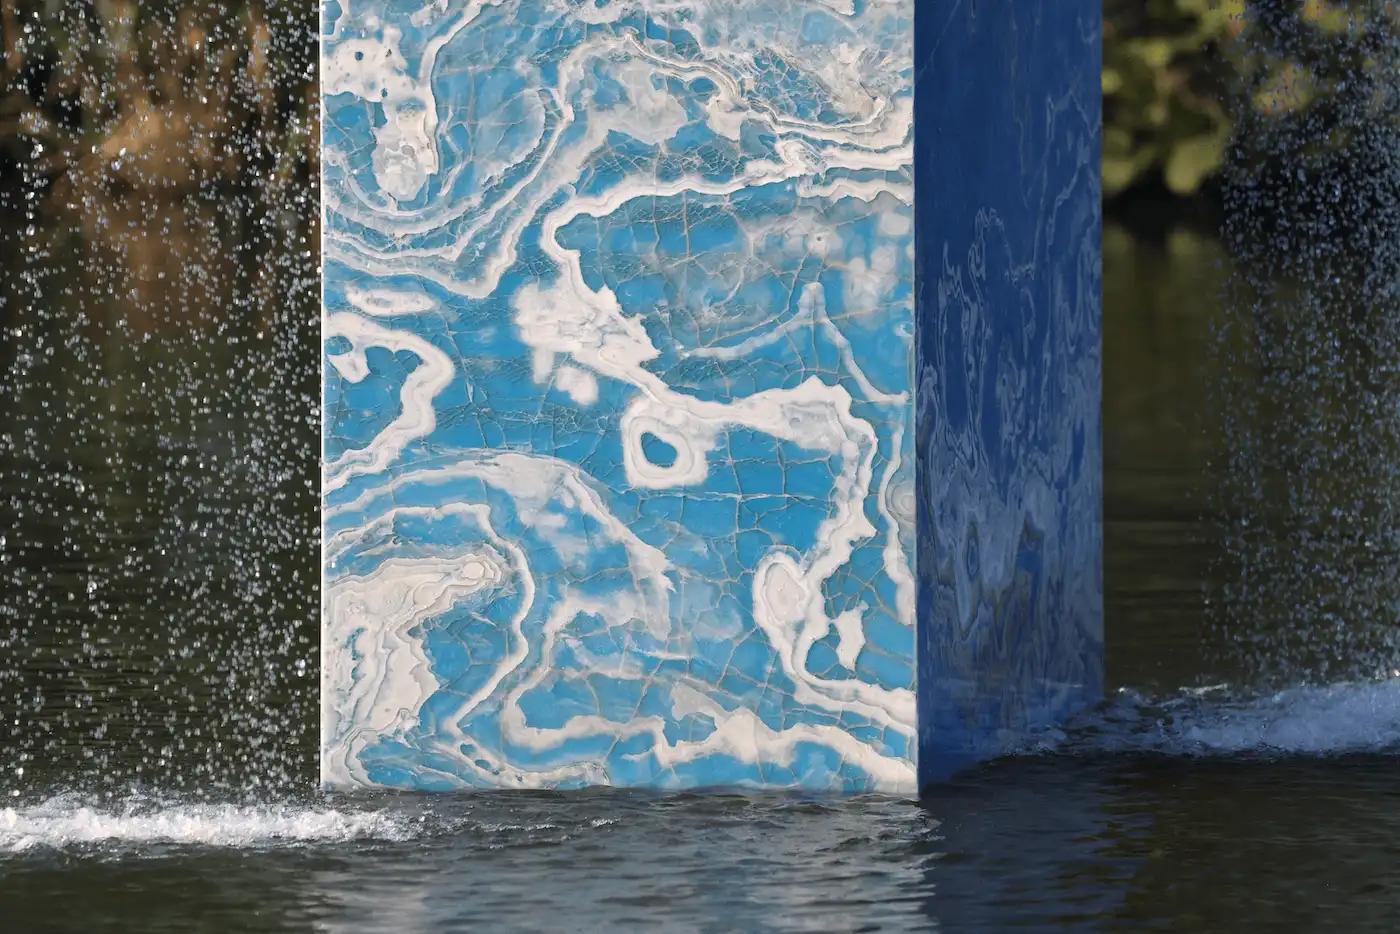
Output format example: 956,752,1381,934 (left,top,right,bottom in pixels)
1211,0,1399,684
0,1,320,797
